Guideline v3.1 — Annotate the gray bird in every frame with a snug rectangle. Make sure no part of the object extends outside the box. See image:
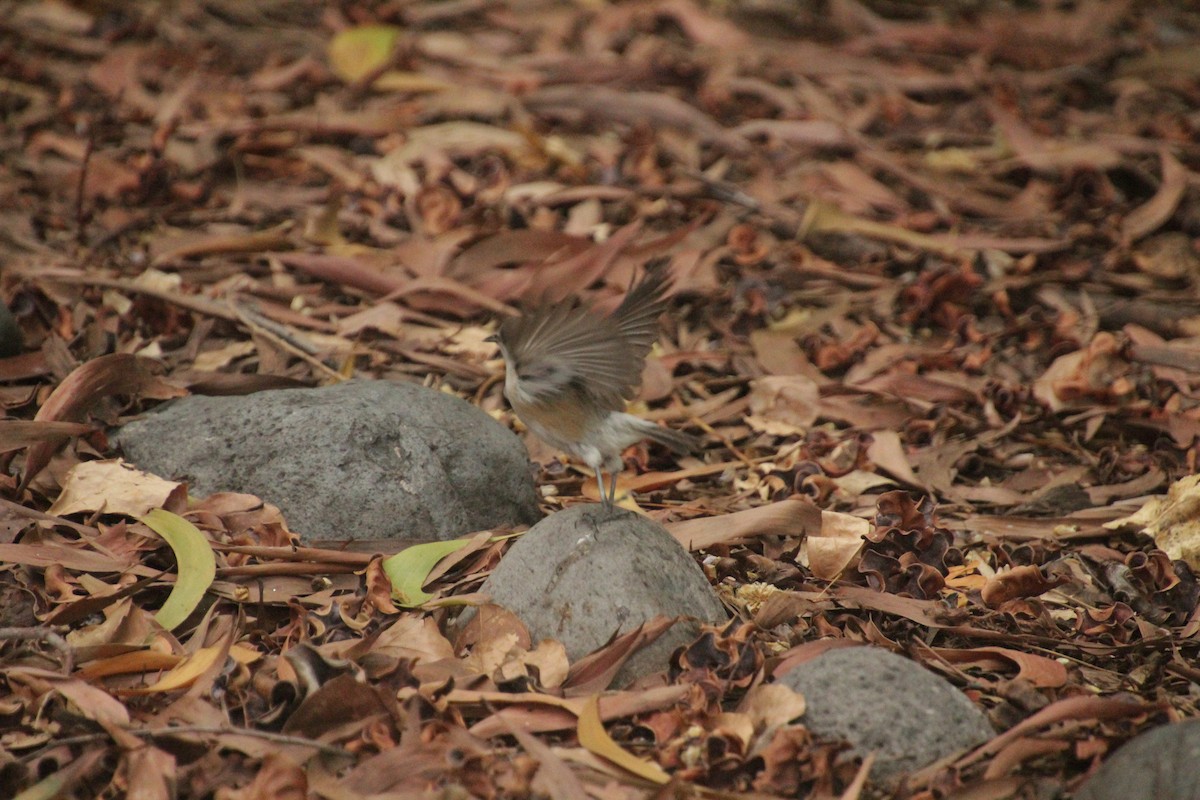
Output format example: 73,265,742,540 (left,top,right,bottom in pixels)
488,269,698,506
